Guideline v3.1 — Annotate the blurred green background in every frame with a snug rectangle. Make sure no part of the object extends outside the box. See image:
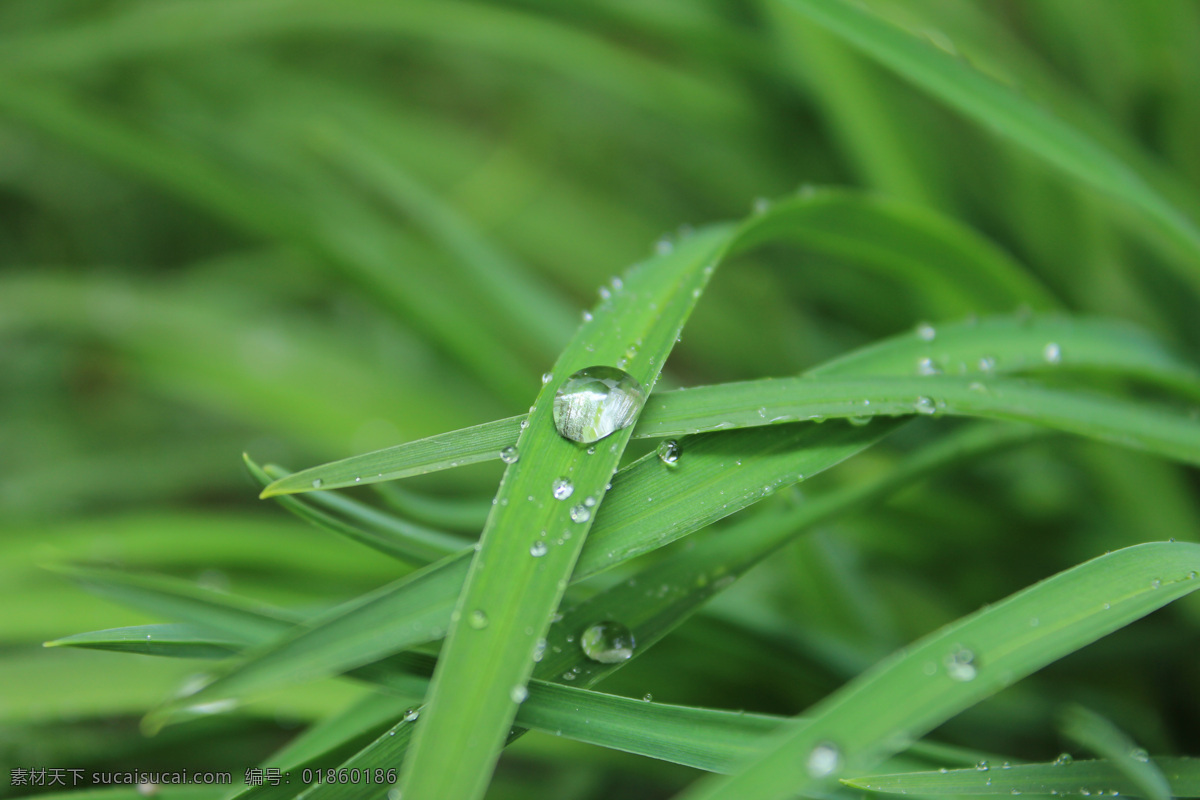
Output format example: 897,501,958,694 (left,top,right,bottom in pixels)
3,1,1200,798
